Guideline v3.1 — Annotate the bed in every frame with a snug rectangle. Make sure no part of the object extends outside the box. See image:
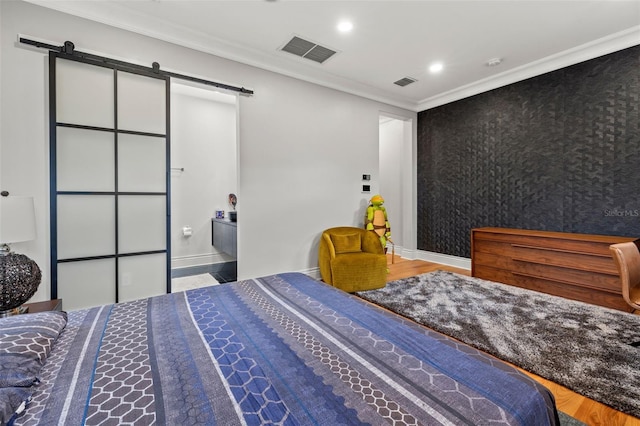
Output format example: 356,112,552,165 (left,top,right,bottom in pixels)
1,272,559,425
